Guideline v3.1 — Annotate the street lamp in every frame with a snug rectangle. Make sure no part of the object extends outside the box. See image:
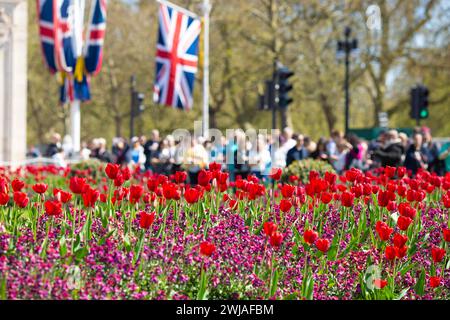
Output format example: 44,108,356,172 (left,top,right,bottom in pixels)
337,26,358,135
